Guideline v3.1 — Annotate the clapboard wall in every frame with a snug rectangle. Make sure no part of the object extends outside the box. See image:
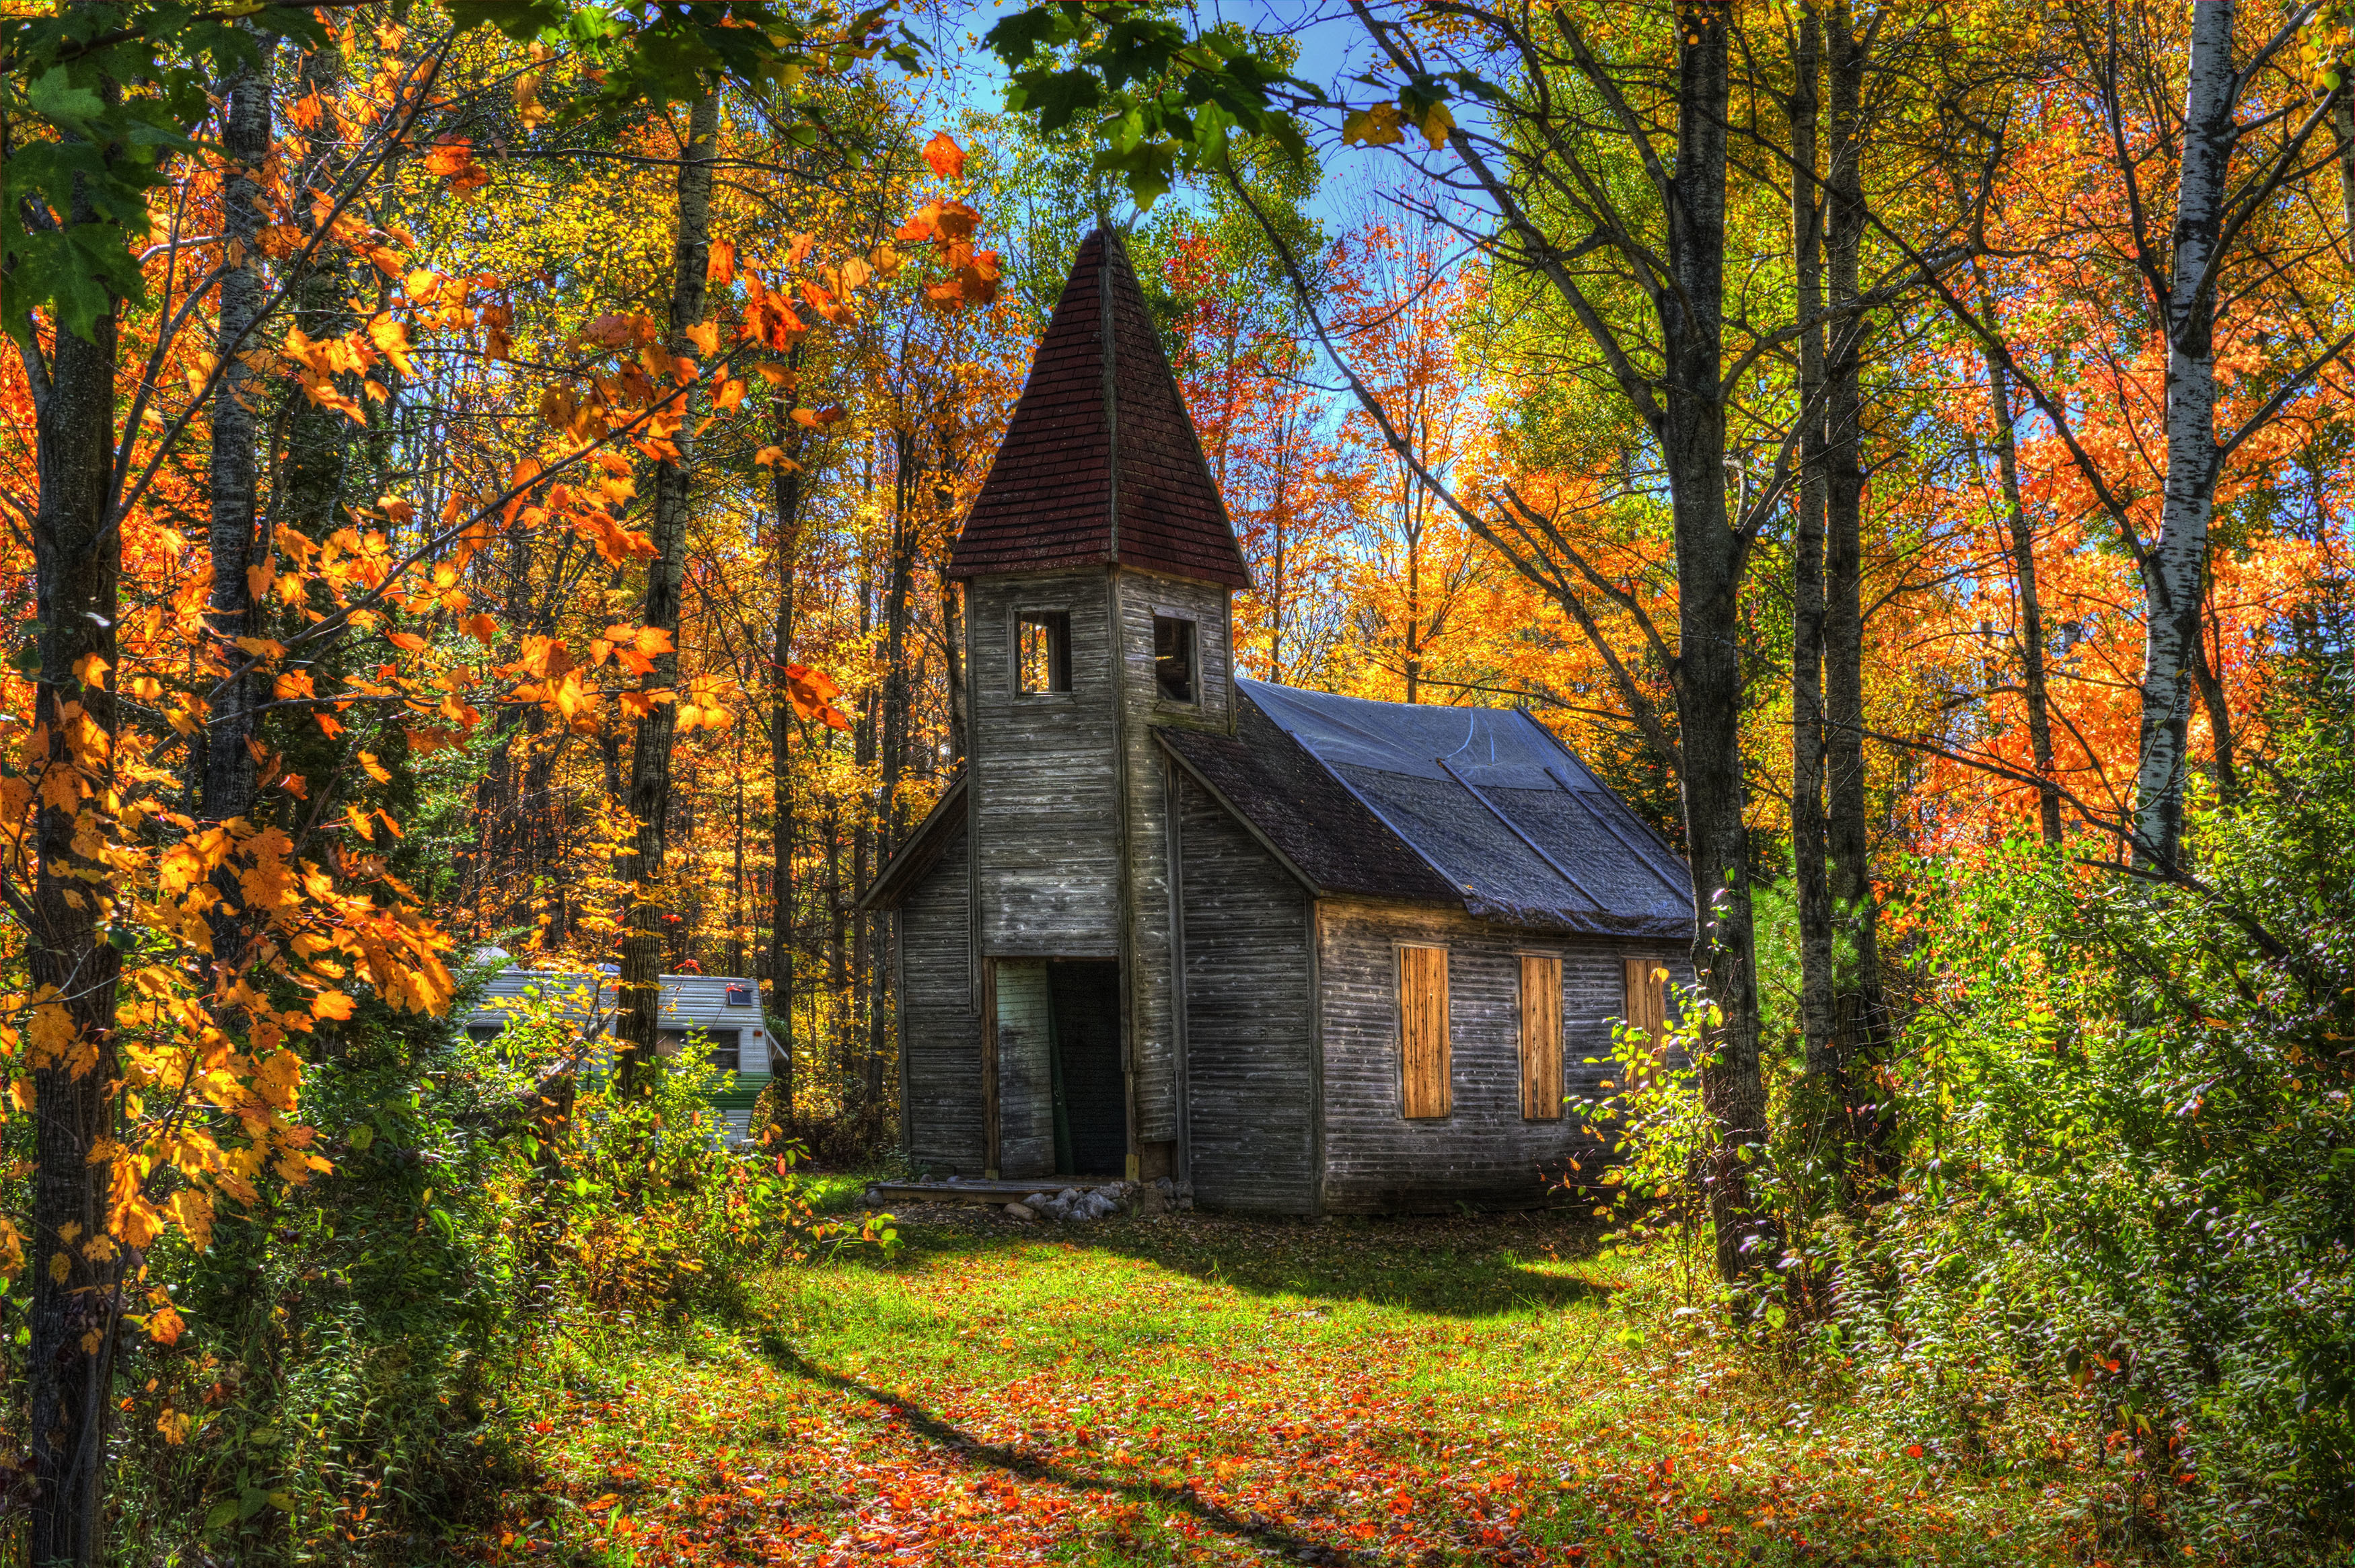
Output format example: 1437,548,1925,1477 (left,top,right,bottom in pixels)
898,821,983,1175
1115,570,1233,1162
1313,895,1692,1214
966,572,1122,958
1171,769,1316,1214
